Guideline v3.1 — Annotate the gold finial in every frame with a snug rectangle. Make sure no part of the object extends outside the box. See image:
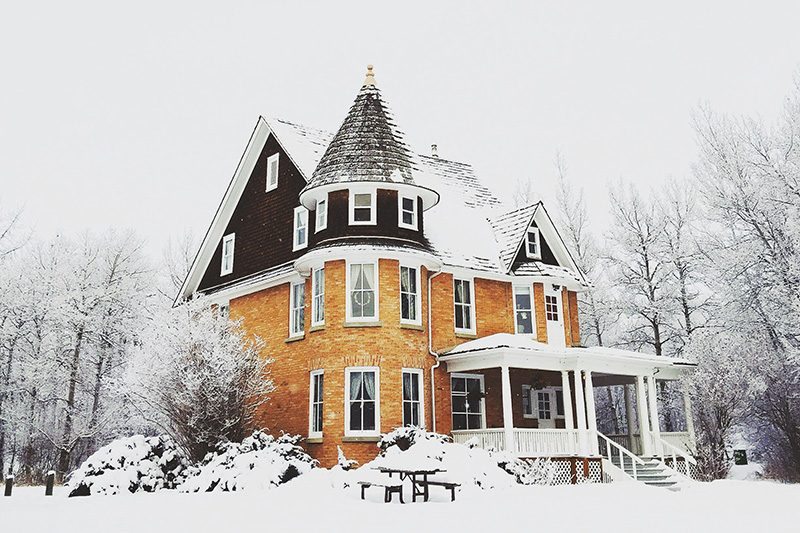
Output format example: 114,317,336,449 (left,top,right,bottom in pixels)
364,64,376,86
